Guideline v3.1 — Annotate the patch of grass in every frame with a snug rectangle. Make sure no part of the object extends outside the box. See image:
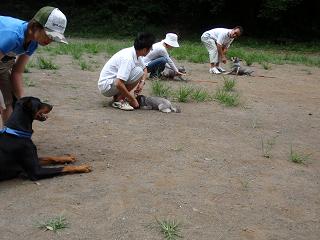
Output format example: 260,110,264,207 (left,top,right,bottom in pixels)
244,55,254,66
156,218,182,240
24,66,30,73
151,80,171,98
250,115,260,129
239,179,249,191
214,88,239,107
41,38,320,67
37,57,58,70
36,215,69,232
24,76,36,87
24,60,37,73
261,136,276,158
261,62,271,70
223,77,236,92
290,146,310,164
191,88,211,102
300,68,312,75
175,85,193,102
78,59,92,71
